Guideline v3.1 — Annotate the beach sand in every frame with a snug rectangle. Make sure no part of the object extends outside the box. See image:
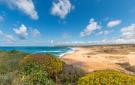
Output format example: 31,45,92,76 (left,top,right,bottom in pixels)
61,45,135,73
